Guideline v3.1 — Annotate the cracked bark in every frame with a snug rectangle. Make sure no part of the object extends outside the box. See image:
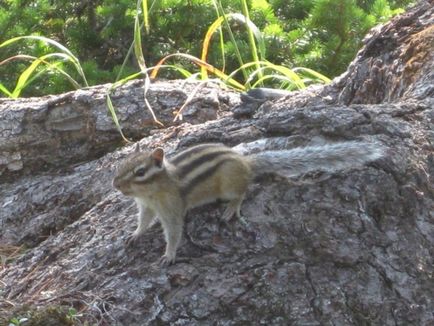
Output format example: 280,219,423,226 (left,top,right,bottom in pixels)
1,1,433,325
